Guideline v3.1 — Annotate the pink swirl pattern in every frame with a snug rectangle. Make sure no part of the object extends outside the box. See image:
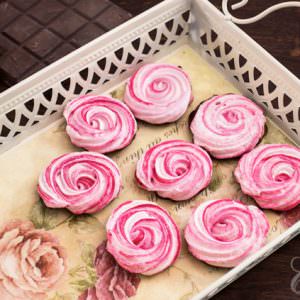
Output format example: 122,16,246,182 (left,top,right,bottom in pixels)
190,94,266,159
124,63,193,124
38,152,121,214
184,199,269,268
136,140,212,201
106,200,181,275
64,96,137,153
235,144,300,211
